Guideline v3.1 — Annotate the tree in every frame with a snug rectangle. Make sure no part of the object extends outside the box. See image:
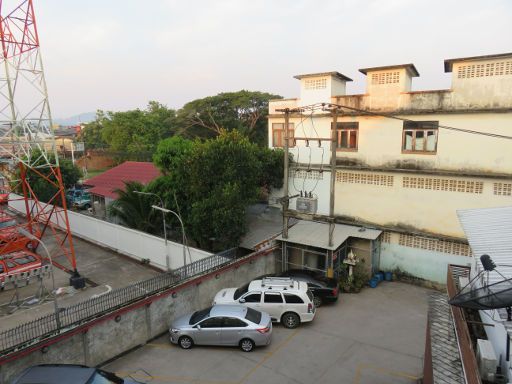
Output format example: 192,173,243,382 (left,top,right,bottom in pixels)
107,181,159,234
16,150,81,204
80,102,176,157
176,90,282,146
76,111,108,149
151,130,285,250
